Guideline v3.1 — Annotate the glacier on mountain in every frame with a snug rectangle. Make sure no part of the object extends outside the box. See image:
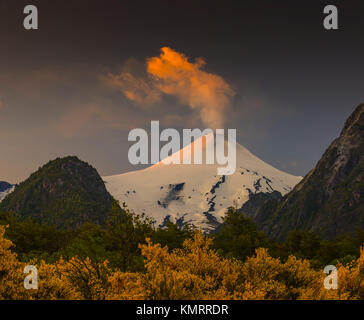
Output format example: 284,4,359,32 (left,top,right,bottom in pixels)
103,133,302,231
